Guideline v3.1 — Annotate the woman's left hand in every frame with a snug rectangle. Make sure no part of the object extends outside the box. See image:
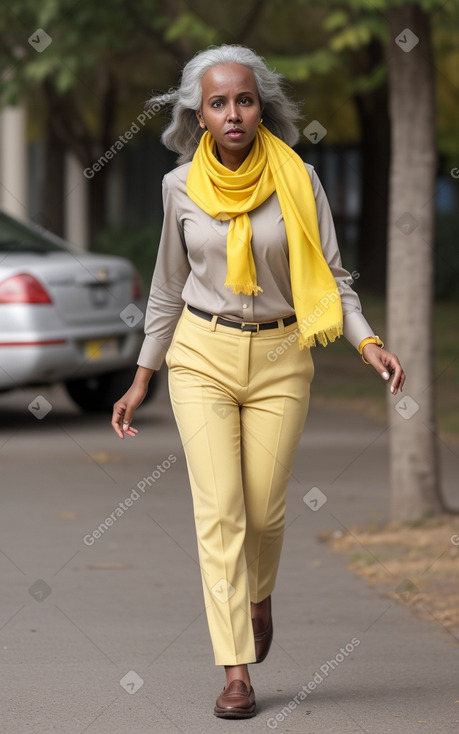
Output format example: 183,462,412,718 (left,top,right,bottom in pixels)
362,344,406,395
